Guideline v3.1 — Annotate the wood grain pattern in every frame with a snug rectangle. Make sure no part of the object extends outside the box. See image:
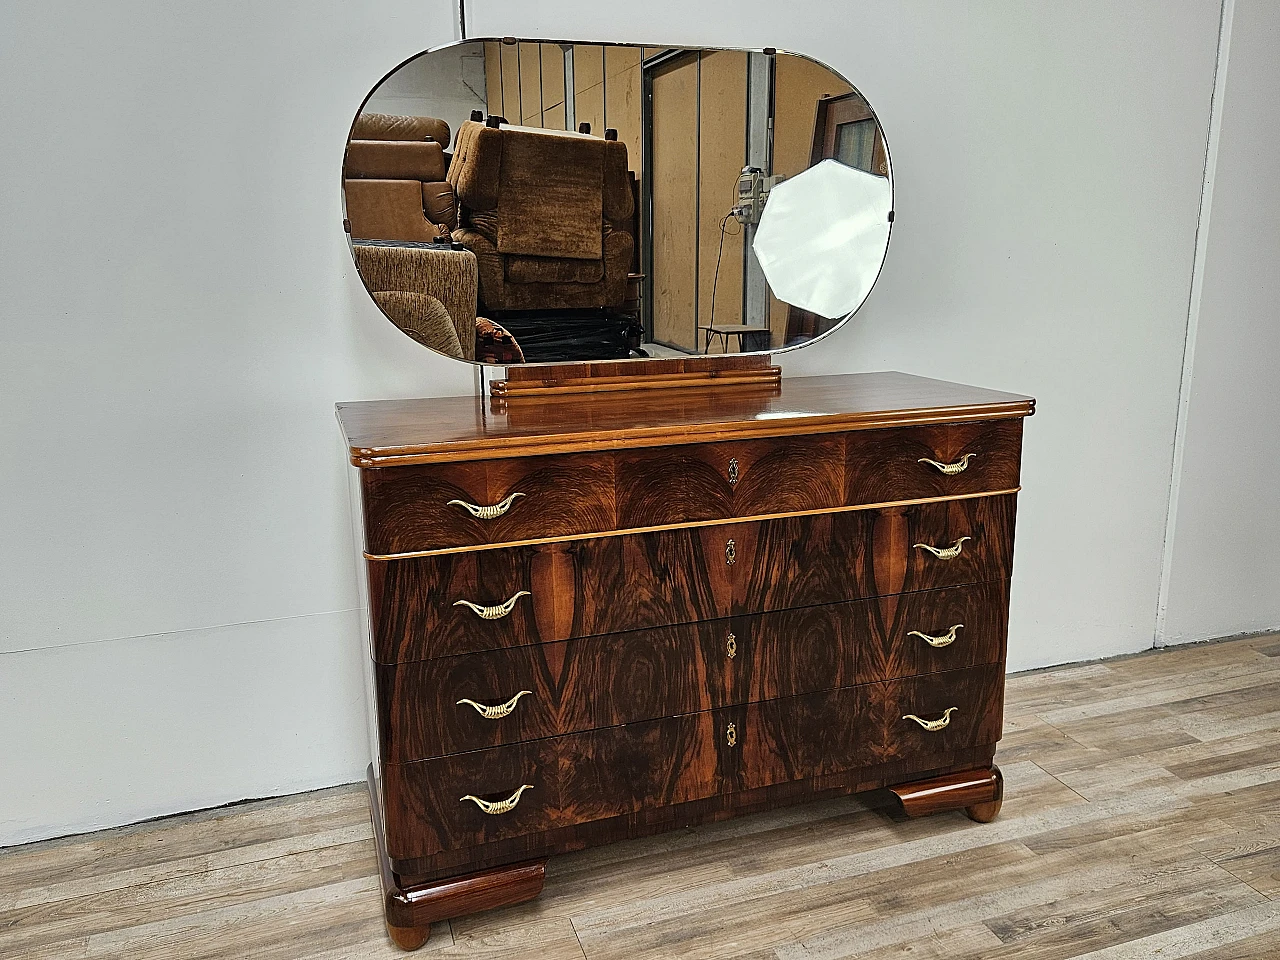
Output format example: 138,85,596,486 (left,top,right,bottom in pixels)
375,602,864,763
361,453,614,555
861,664,1006,764
381,664,1003,865
367,495,1016,663
388,747,998,882
381,709,728,862
362,428,1022,559
337,371,1035,467
855,579,1010,684
614,434,845,527
846,419,1023,504
738,665,1005,792
490,356,781,397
